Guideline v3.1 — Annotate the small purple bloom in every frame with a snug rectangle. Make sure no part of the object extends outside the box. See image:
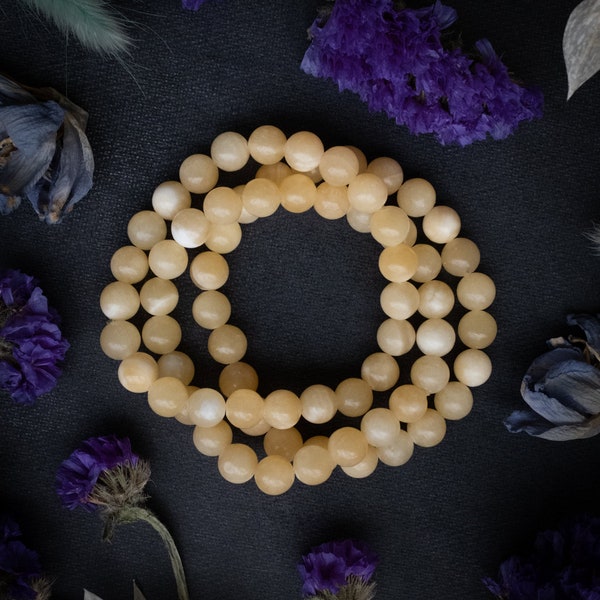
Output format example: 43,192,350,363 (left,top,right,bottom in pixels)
182,0,208,10
298,539,378,596
56,435,140,511
505,314,600,441
0,268,69,406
